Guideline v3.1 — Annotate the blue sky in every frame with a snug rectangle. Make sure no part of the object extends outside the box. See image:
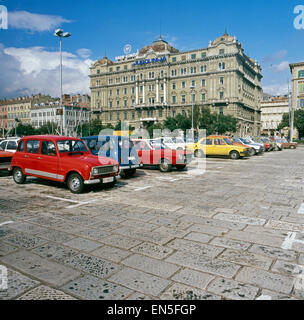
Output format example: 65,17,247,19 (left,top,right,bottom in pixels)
0,0,303,98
